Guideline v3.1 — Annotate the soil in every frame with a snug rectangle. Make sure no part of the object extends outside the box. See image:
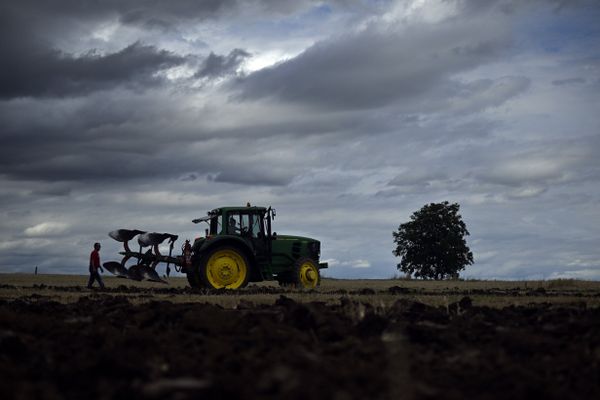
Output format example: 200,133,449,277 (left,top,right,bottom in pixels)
1,293,598,400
